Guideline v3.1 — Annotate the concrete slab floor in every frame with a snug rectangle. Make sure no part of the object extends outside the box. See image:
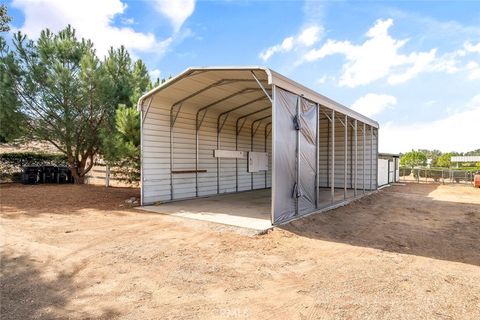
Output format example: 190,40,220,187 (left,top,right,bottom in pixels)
137,189,273,231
